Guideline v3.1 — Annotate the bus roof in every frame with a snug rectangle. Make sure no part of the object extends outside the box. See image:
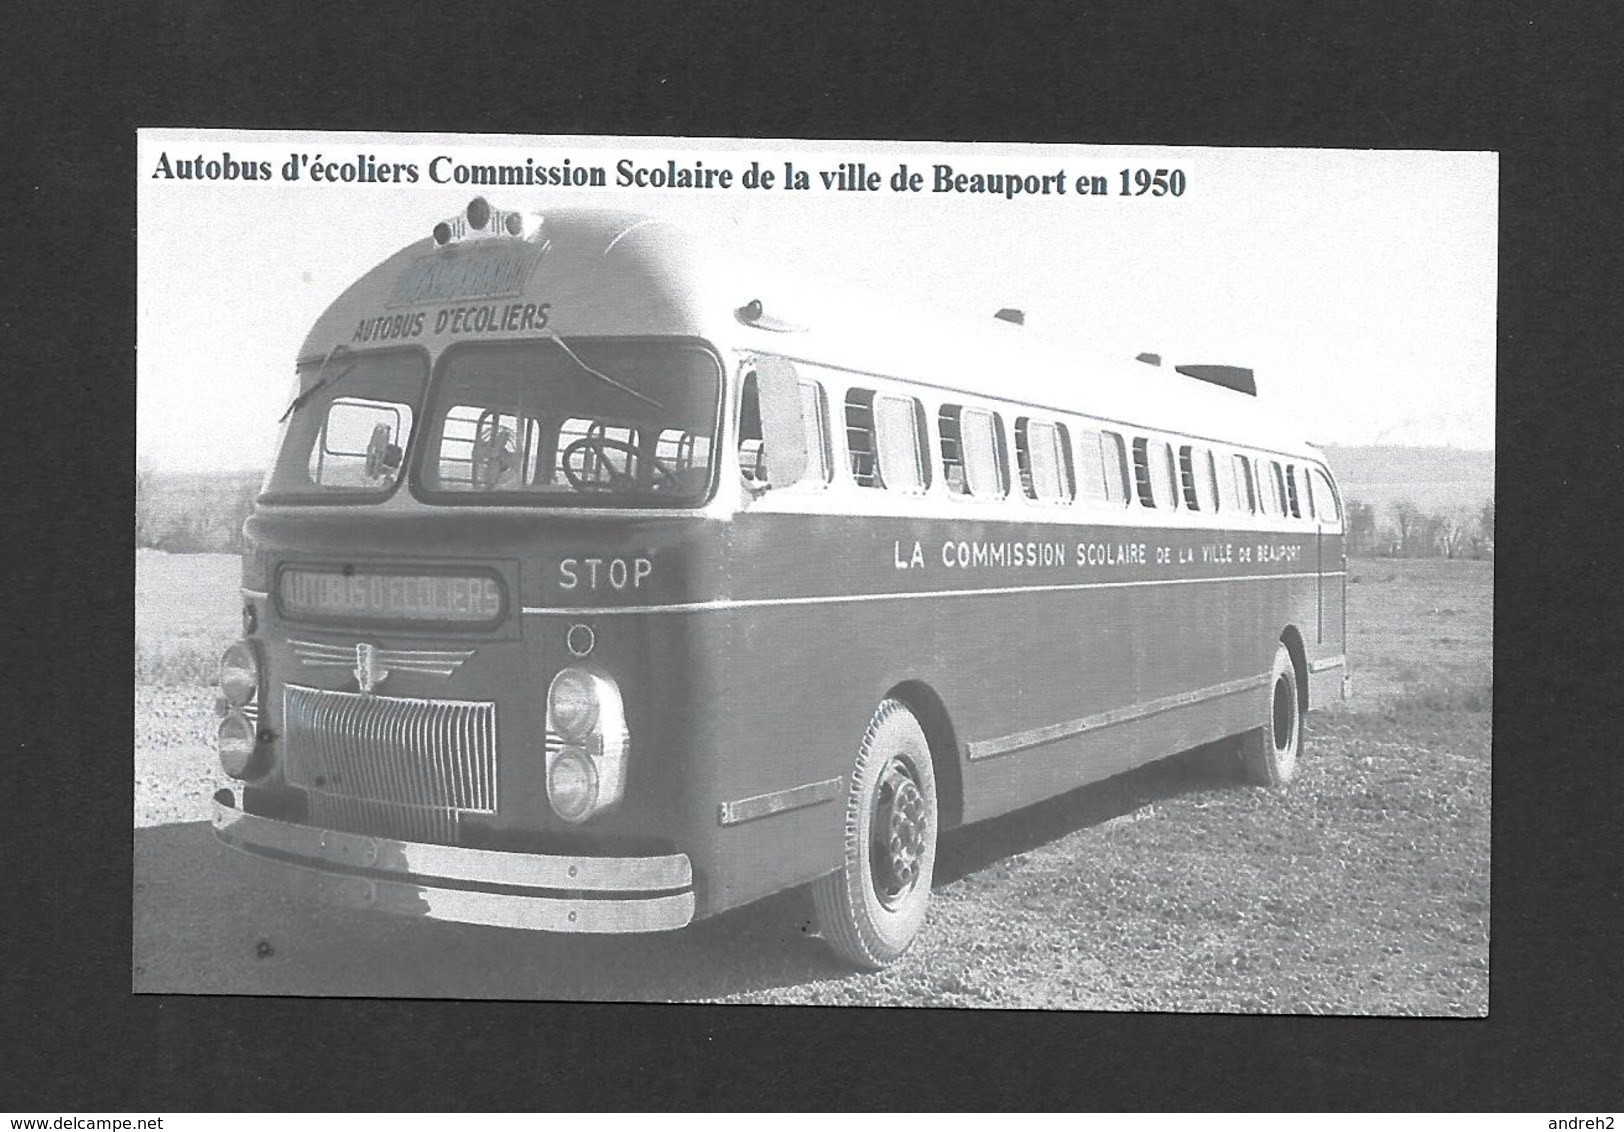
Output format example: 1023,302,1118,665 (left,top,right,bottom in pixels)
302,202,1324,462
723,263,1324,461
